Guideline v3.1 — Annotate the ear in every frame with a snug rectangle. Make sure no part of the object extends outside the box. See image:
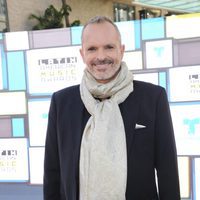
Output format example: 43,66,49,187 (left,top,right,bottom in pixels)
120,44,125,59
79,48,85,63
